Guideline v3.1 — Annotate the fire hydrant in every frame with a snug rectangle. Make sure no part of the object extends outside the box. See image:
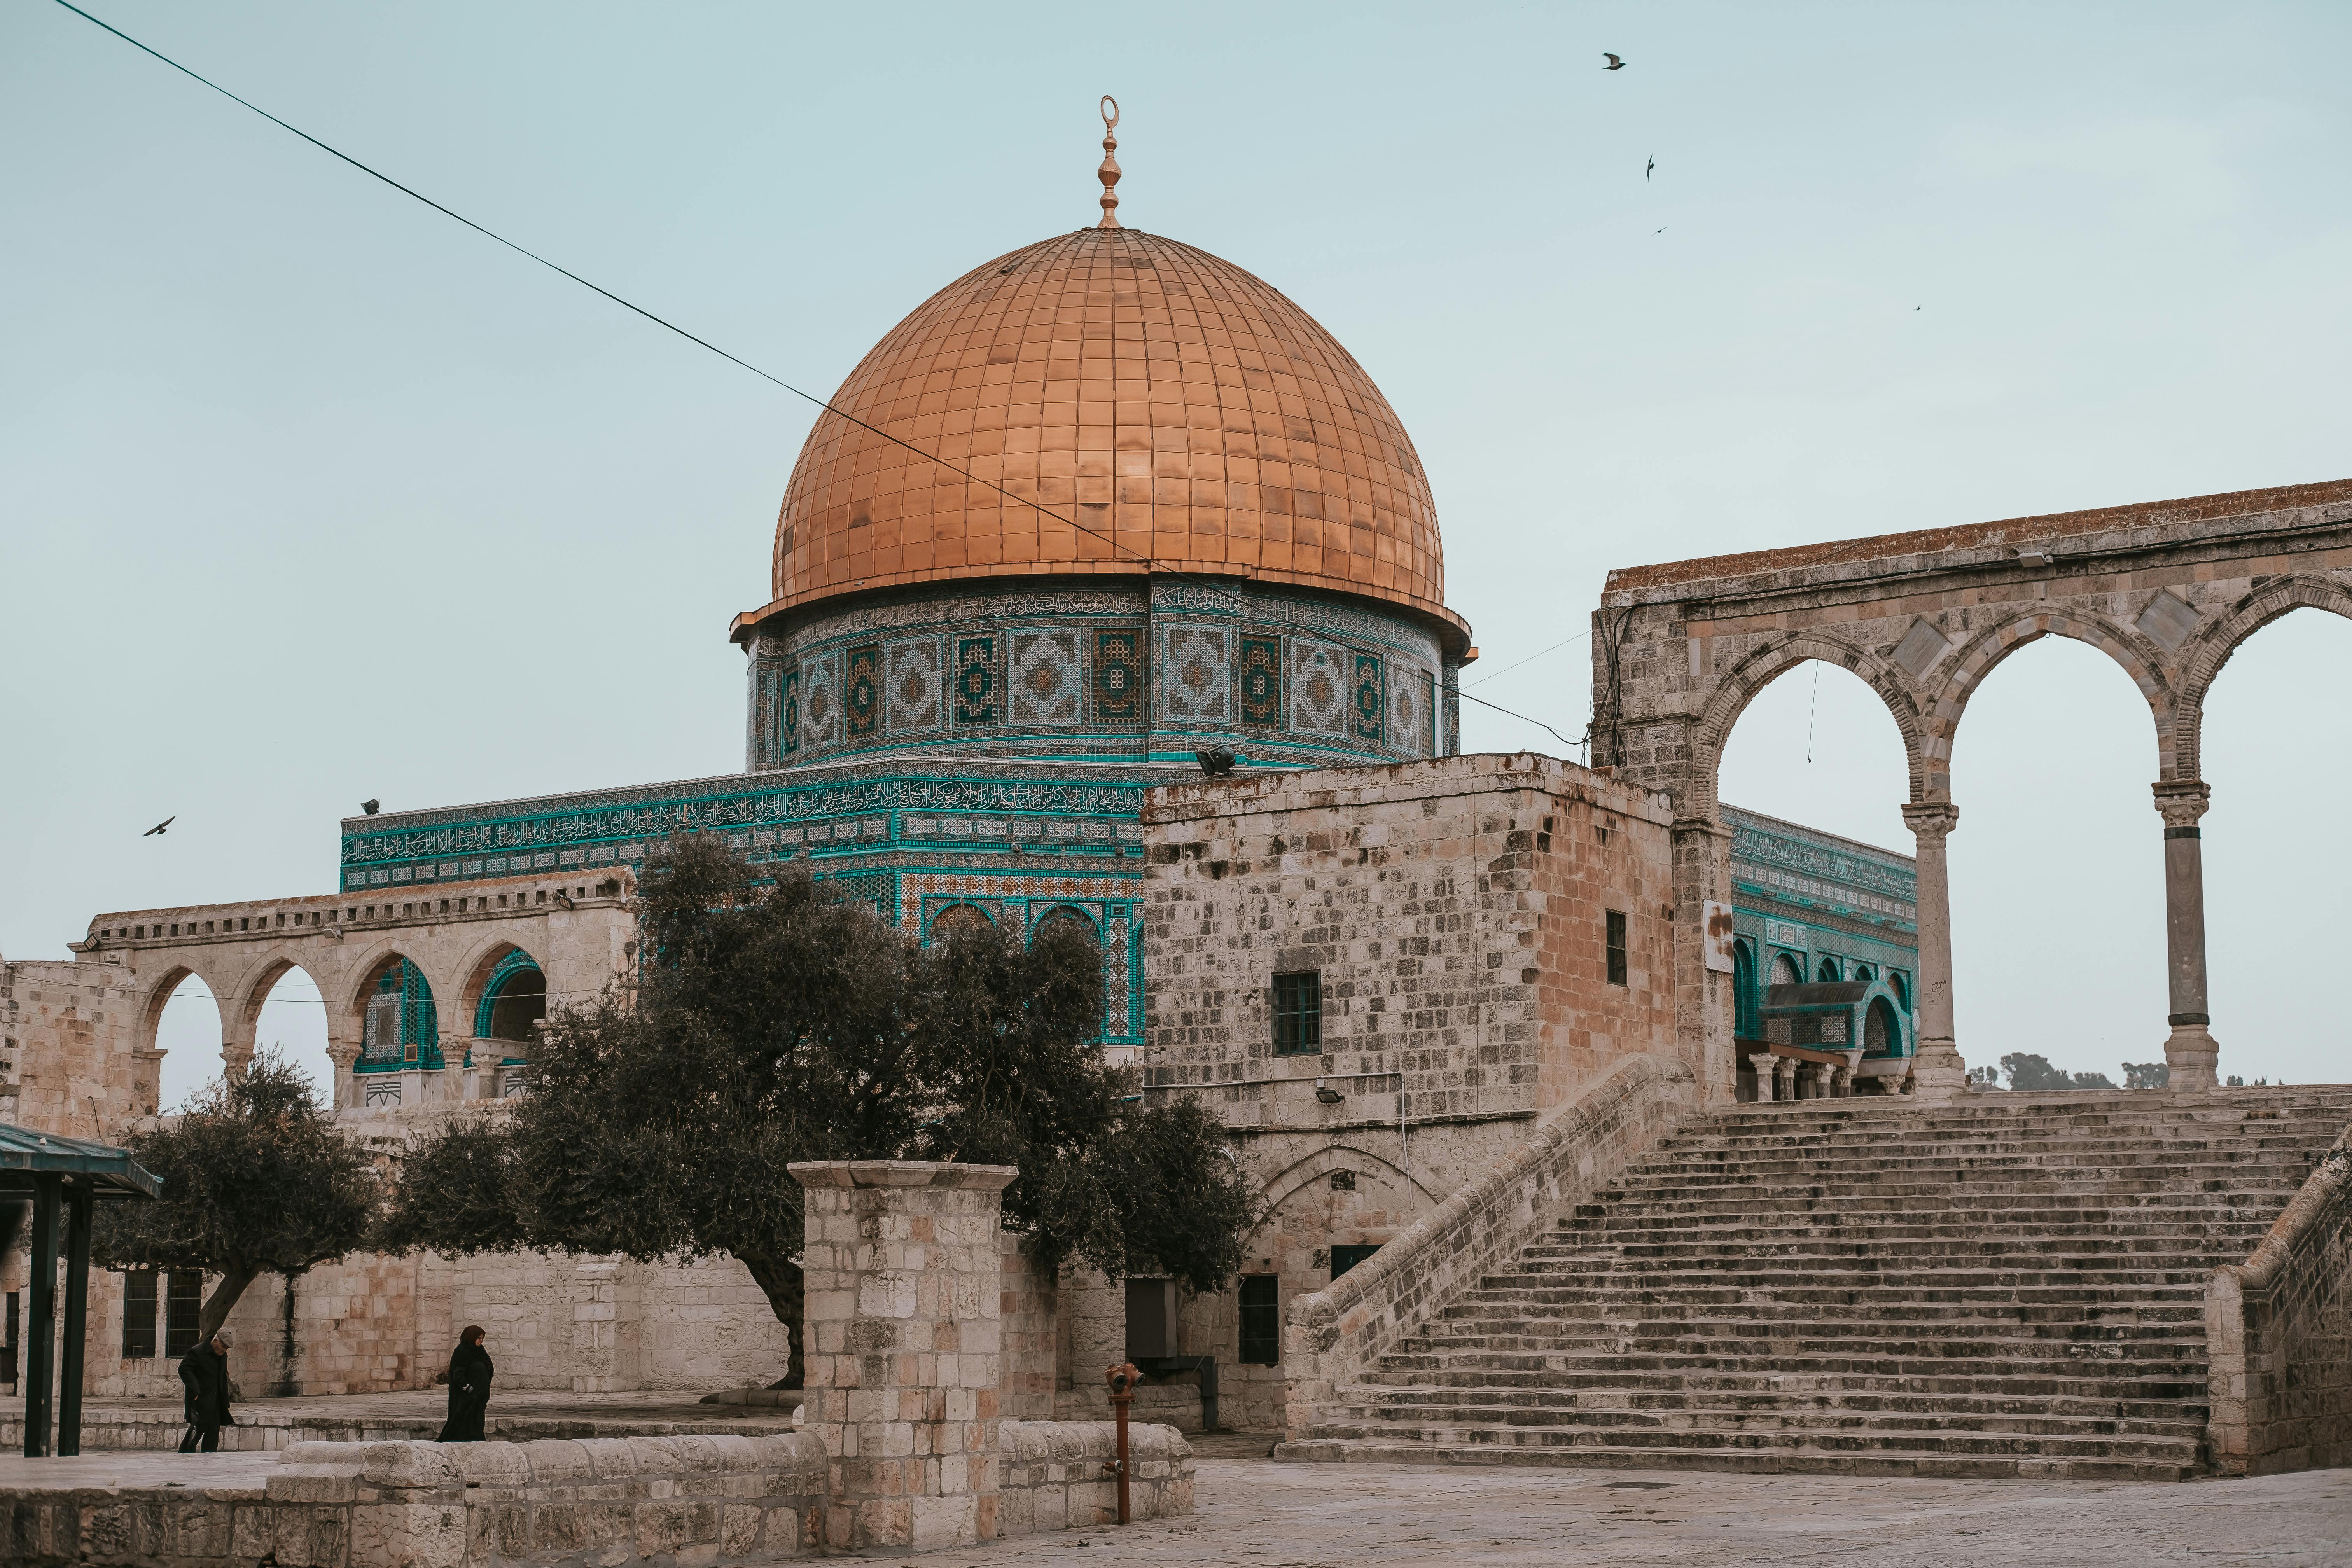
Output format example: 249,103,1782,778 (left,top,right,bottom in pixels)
1104,1362,1140,1523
